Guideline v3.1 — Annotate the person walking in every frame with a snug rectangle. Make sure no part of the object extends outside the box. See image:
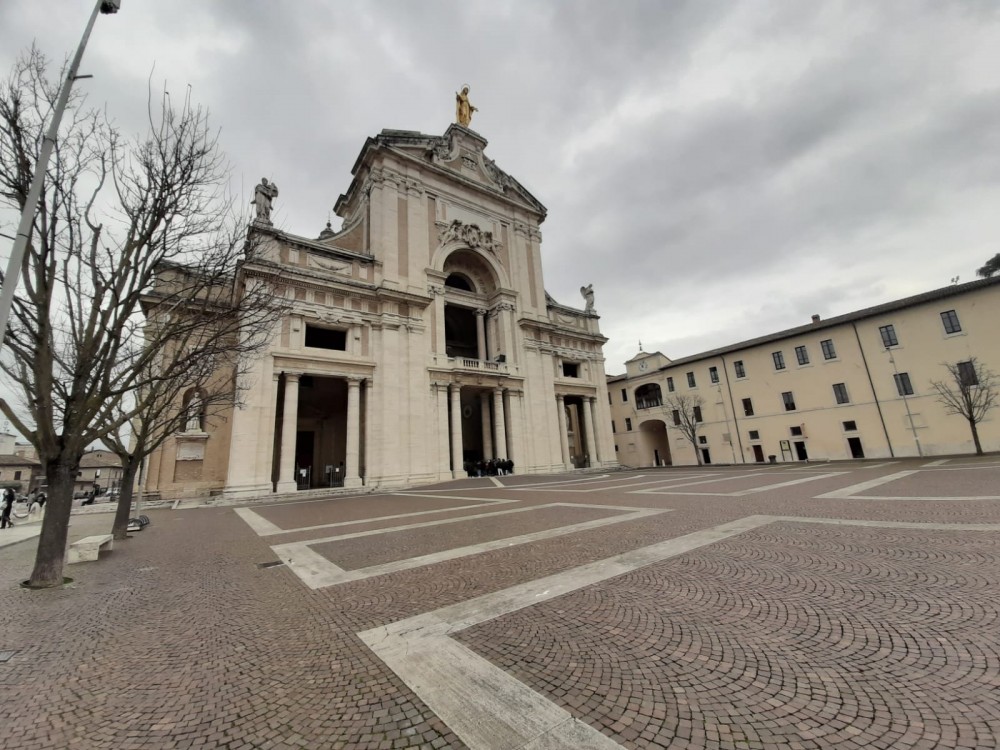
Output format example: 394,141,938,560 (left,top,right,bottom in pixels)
1,487,14,529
